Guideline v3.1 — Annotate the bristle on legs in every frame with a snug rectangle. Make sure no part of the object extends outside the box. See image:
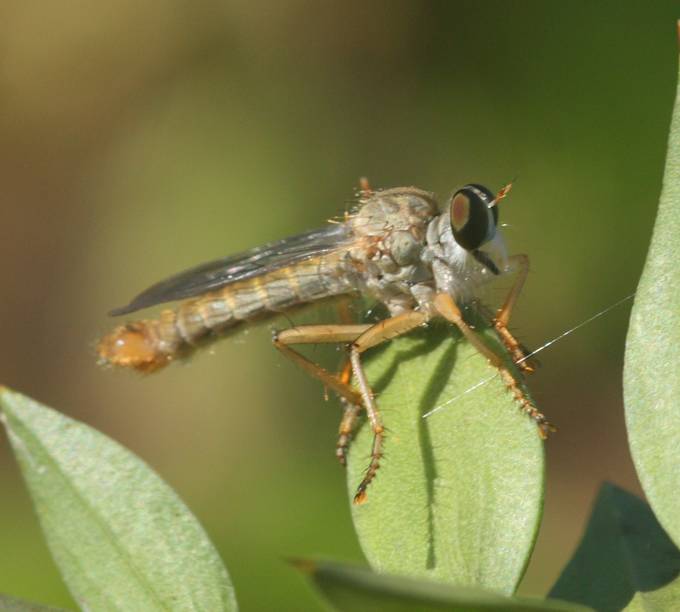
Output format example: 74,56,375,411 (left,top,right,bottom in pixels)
499,369,556,437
